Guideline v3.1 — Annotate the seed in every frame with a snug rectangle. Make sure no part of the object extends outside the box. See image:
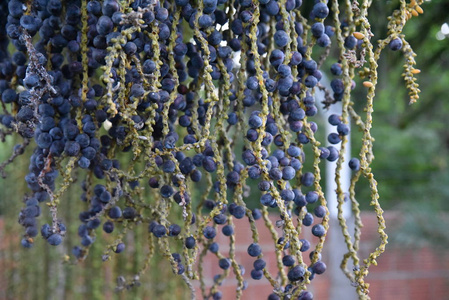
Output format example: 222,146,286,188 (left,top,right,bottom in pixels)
416,6,423,14
363,81,373,88
353,32,365,40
